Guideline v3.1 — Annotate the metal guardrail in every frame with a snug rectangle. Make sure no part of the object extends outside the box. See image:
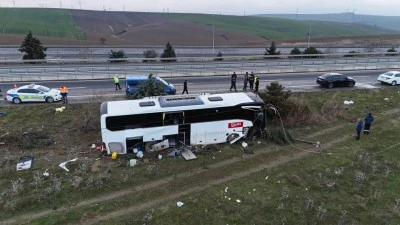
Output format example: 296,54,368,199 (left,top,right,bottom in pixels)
0,53,399,82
